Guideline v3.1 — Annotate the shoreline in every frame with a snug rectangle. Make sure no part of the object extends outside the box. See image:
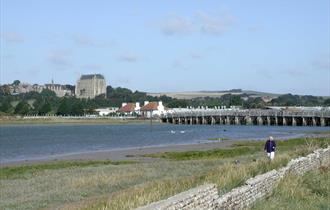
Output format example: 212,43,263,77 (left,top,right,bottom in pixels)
0,116,158,125
2,133,329,167
0,140,237,167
